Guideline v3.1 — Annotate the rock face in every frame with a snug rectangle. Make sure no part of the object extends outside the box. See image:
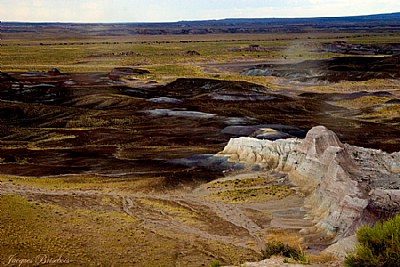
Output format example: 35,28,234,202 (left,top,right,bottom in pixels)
217,126,400,239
